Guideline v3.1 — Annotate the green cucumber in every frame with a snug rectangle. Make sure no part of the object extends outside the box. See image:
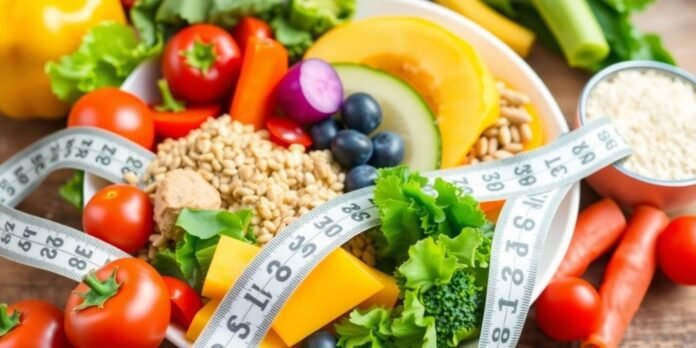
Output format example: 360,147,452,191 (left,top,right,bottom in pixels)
333,64,441,171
